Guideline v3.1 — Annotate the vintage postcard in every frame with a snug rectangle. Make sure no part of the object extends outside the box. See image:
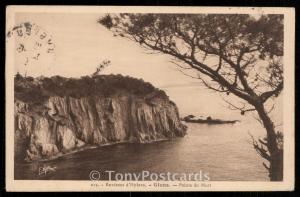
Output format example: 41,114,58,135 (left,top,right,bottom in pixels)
5,6,295,191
